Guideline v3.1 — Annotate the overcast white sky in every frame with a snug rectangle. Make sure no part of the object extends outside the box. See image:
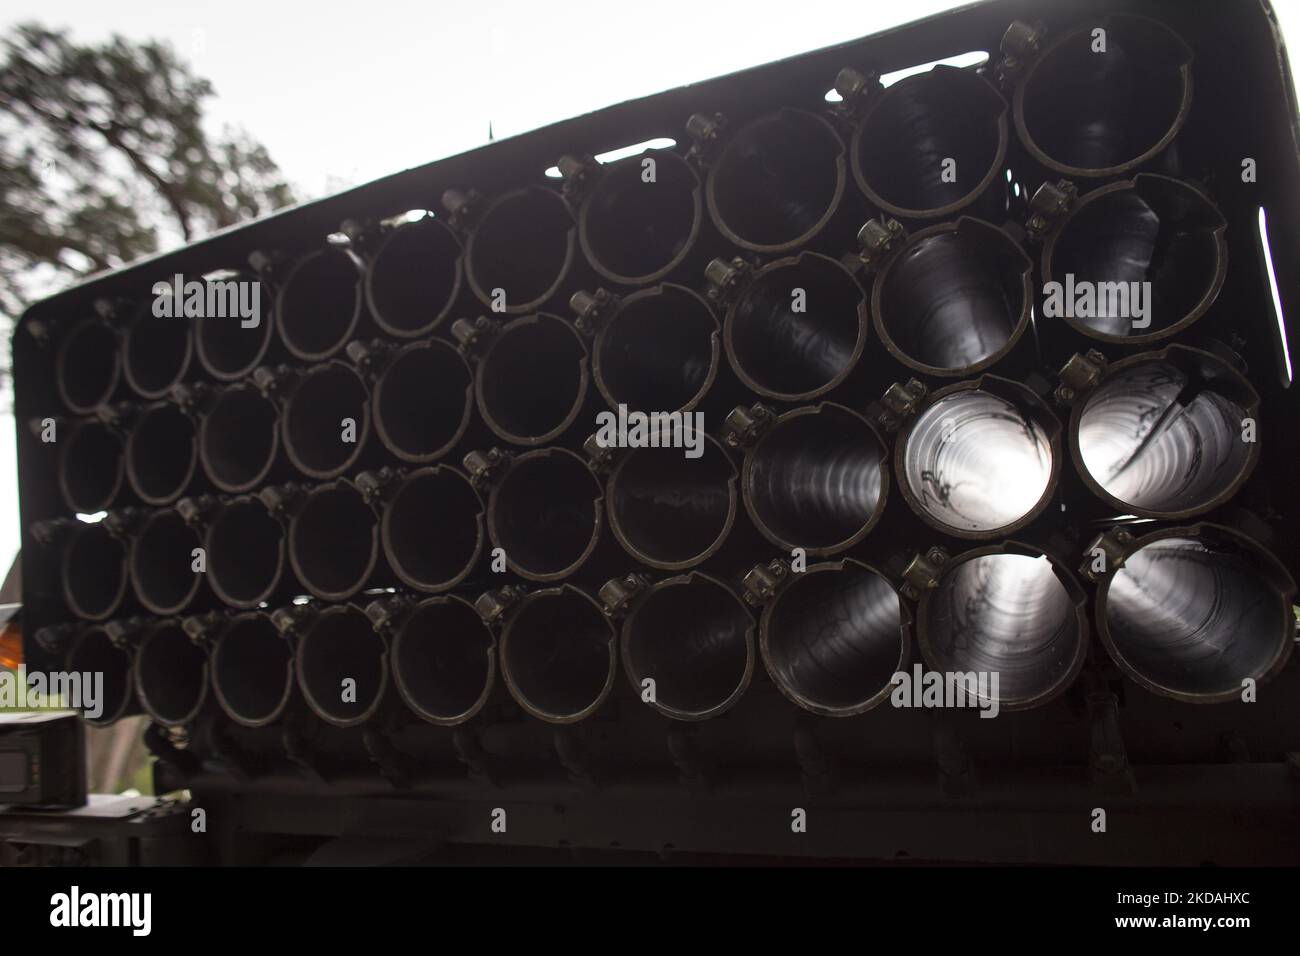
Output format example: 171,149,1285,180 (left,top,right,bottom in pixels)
5,0,970,197
1,0,1299,573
